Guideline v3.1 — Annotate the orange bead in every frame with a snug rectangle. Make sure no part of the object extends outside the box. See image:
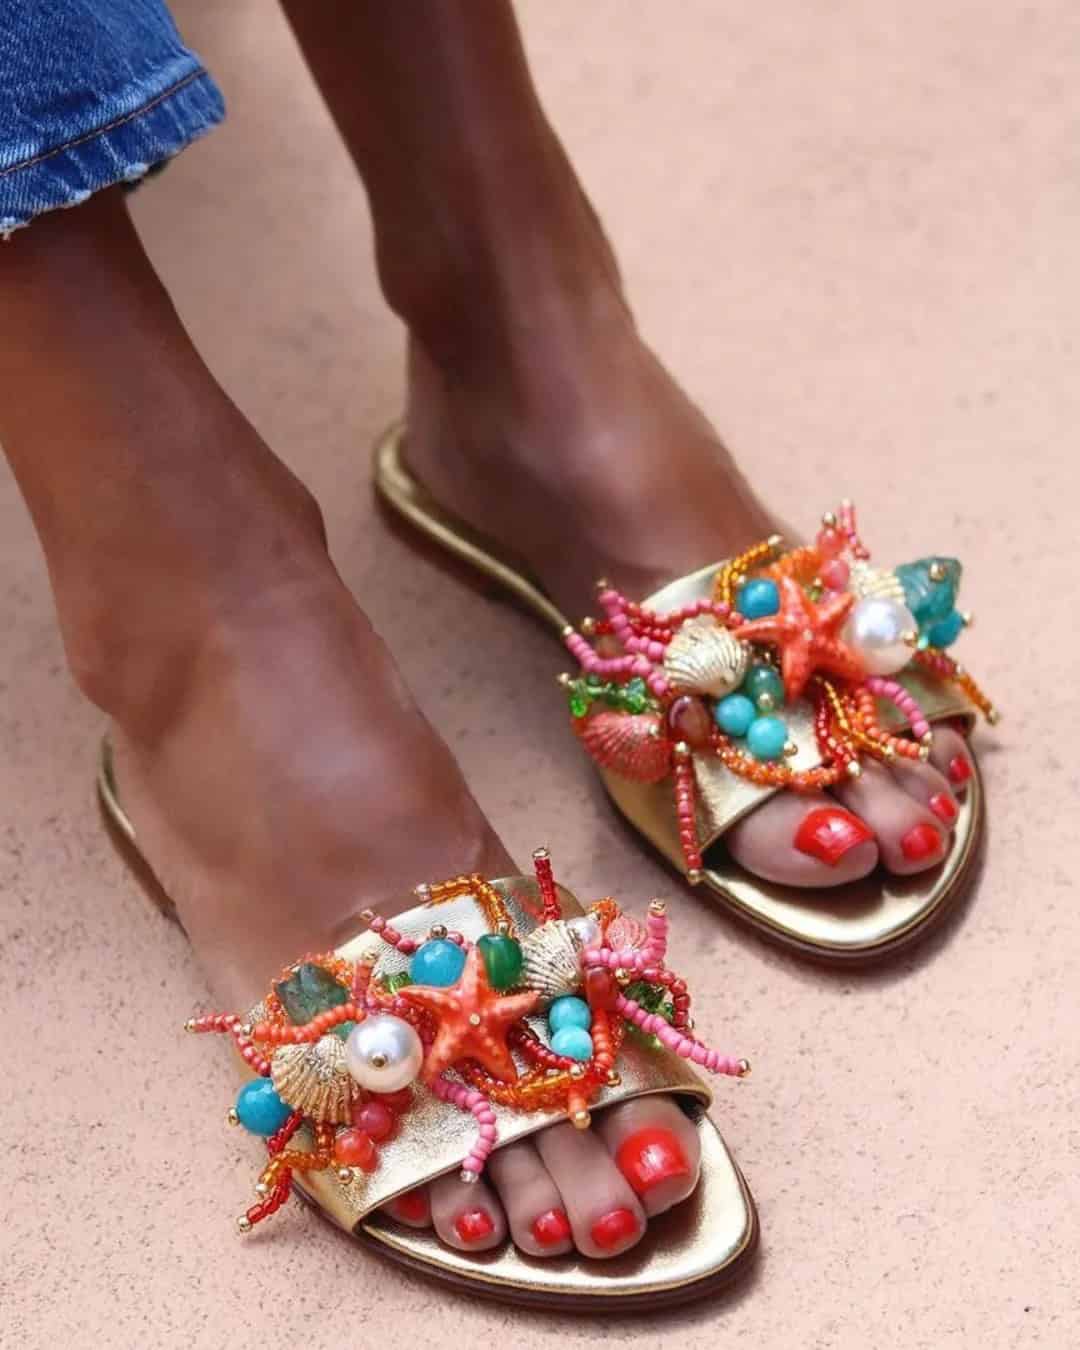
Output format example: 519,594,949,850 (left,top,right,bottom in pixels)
334,1128,377,1171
